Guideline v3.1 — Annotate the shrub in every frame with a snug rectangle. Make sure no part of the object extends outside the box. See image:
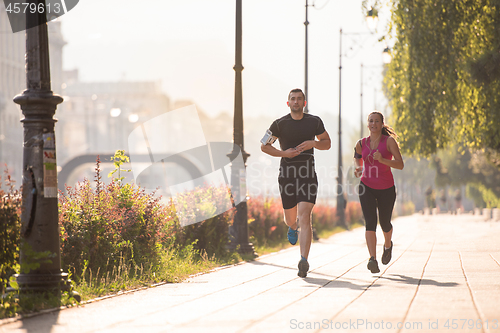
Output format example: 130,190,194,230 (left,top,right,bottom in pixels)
345,201,363,226
401,201,416,216
173,184,235,258
246,196,362,248
59,157,177,281
0,168,21,294
311,204,338,233
247,197,286,247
